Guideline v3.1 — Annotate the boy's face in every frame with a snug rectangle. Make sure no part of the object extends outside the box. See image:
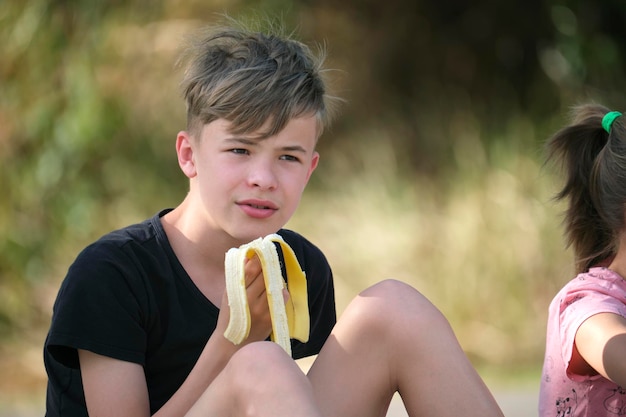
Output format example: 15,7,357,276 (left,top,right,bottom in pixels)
179,115,320,242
